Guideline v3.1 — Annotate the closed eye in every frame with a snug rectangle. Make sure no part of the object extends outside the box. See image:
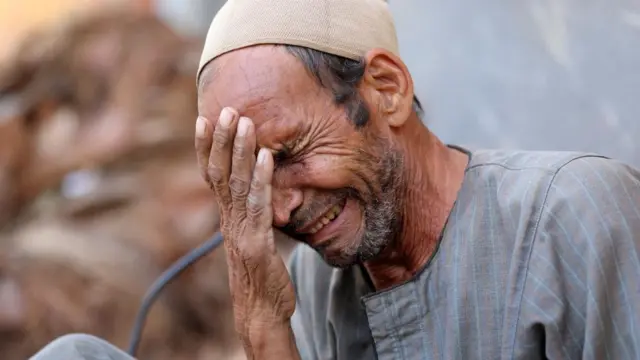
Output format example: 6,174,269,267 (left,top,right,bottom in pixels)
274,149,289,163
273,148,294,170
